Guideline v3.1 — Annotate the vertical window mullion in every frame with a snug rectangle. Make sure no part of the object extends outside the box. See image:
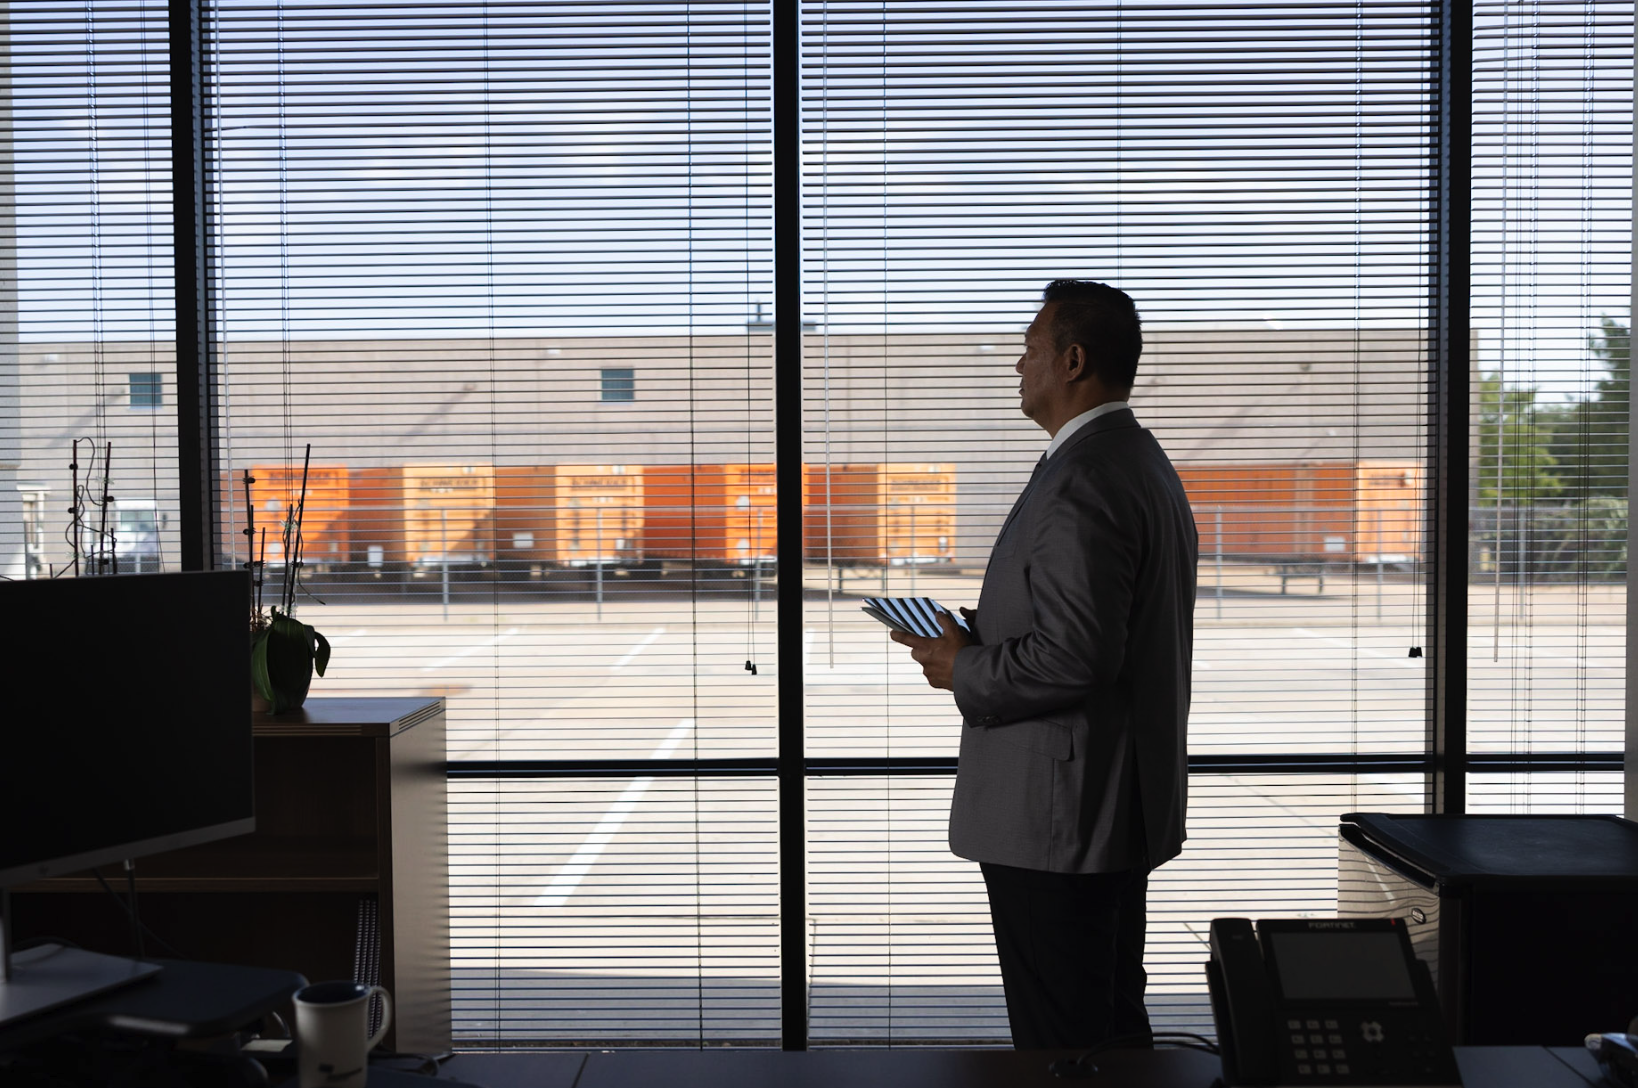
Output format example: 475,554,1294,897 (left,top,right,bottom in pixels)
171,0,218,571
1428,0,1473,813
